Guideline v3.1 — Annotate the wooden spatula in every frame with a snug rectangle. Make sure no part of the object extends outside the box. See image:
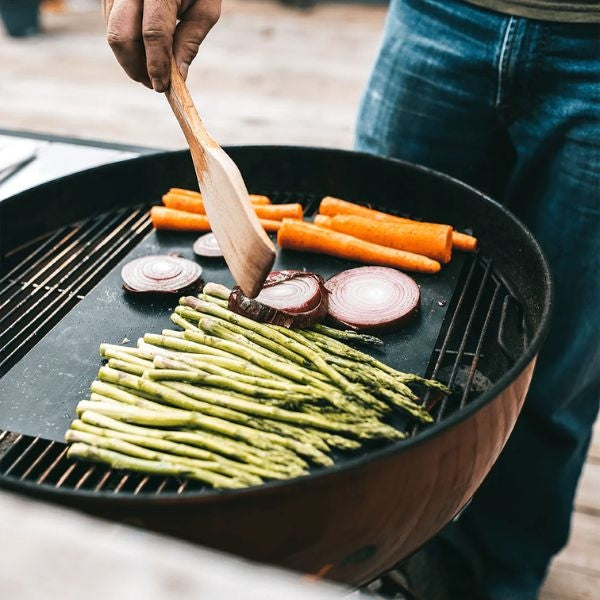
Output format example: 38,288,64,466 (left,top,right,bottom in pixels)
165,58,276,298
